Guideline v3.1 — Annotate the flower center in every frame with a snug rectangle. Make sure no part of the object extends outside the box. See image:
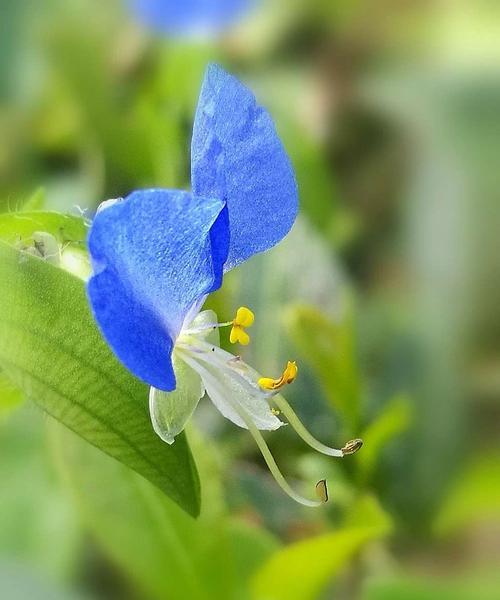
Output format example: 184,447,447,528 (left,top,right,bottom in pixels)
175,307,363,507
